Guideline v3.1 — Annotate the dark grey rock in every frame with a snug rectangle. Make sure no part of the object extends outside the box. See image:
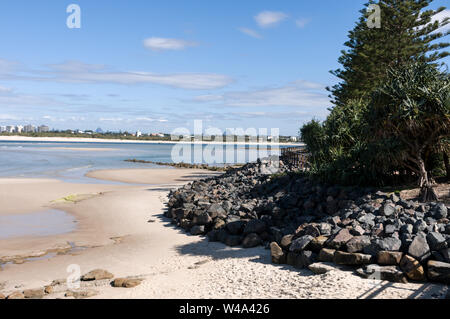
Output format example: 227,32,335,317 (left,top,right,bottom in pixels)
427,260,450,284
382,203,396,217
346,236,371,253
426,232,447,251
327,228,353,249
226,221,246,235
190,225,205,235
243,219,266,234
408,234,431,262
434,203,448,219
242,233,262,248
376,237,402,251
290,235,313,252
